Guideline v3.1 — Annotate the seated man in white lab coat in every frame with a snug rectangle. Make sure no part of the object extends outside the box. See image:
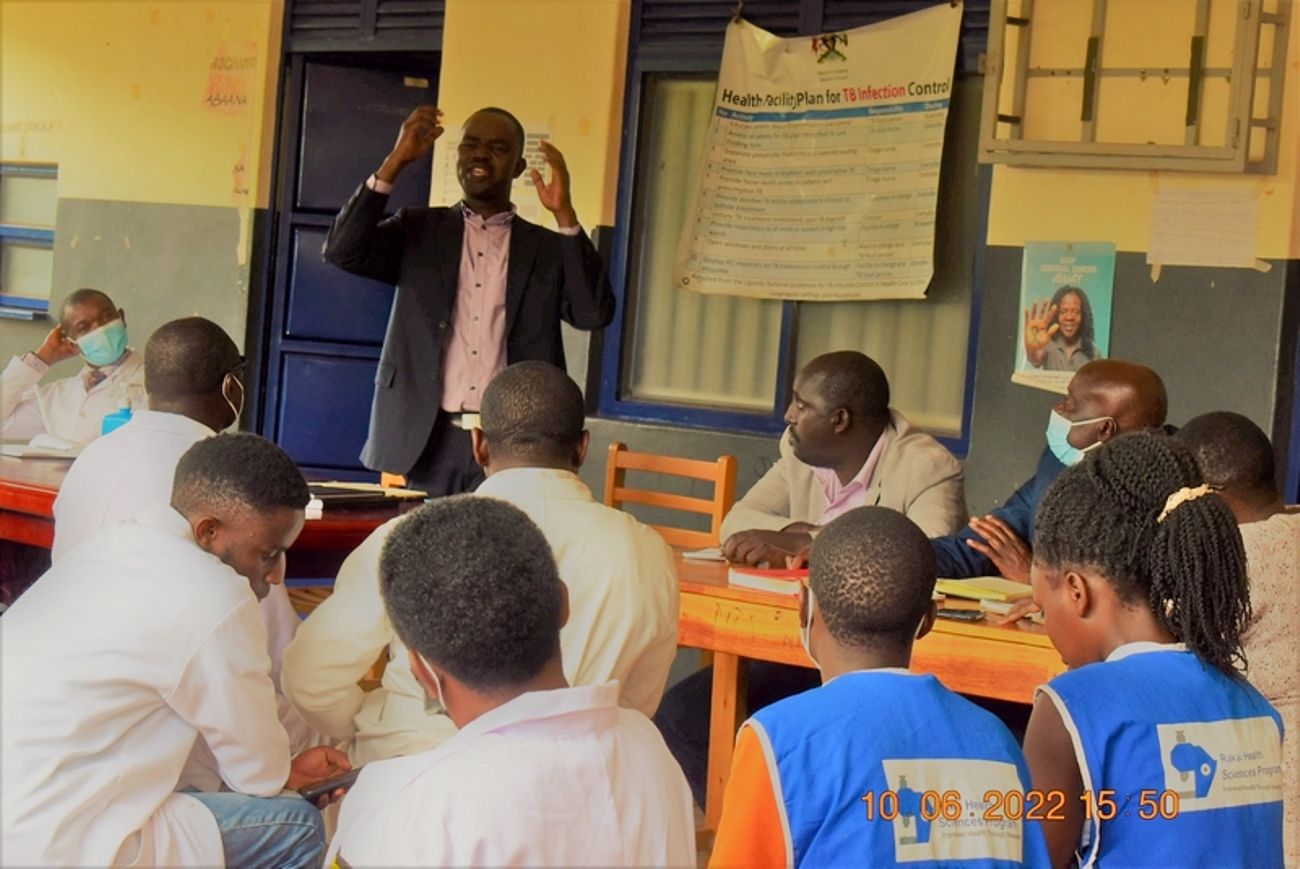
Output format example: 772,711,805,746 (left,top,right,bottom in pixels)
2,433,350,869
326,495,695,866
52,316,321,783
282,361,680,764
1,288,145,445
